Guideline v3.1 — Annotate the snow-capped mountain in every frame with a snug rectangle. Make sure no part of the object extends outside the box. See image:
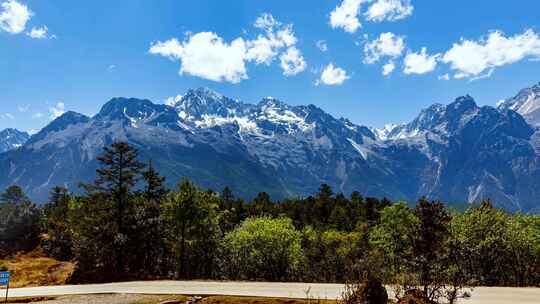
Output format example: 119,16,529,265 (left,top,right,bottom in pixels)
0,128,30,153
498,82,540,126
1,85,540,212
